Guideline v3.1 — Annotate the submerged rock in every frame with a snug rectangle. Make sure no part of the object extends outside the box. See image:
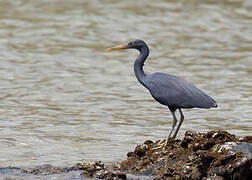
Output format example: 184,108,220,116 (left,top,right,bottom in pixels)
21,164,79,175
